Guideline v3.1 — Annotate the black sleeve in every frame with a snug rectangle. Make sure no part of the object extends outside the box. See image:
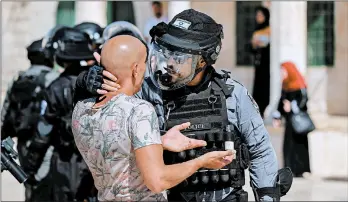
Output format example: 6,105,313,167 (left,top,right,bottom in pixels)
1,86,15,139
73,65,104,106
277,91,286,116
73,70,92,106
298,88,308,111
